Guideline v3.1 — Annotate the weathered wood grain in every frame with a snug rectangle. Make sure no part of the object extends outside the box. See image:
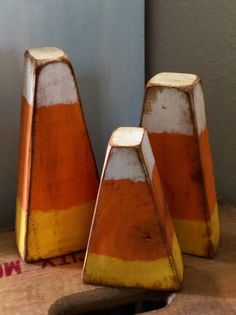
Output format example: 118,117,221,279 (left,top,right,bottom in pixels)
155,201,236,315
0,201,235,314
50,201,236,315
